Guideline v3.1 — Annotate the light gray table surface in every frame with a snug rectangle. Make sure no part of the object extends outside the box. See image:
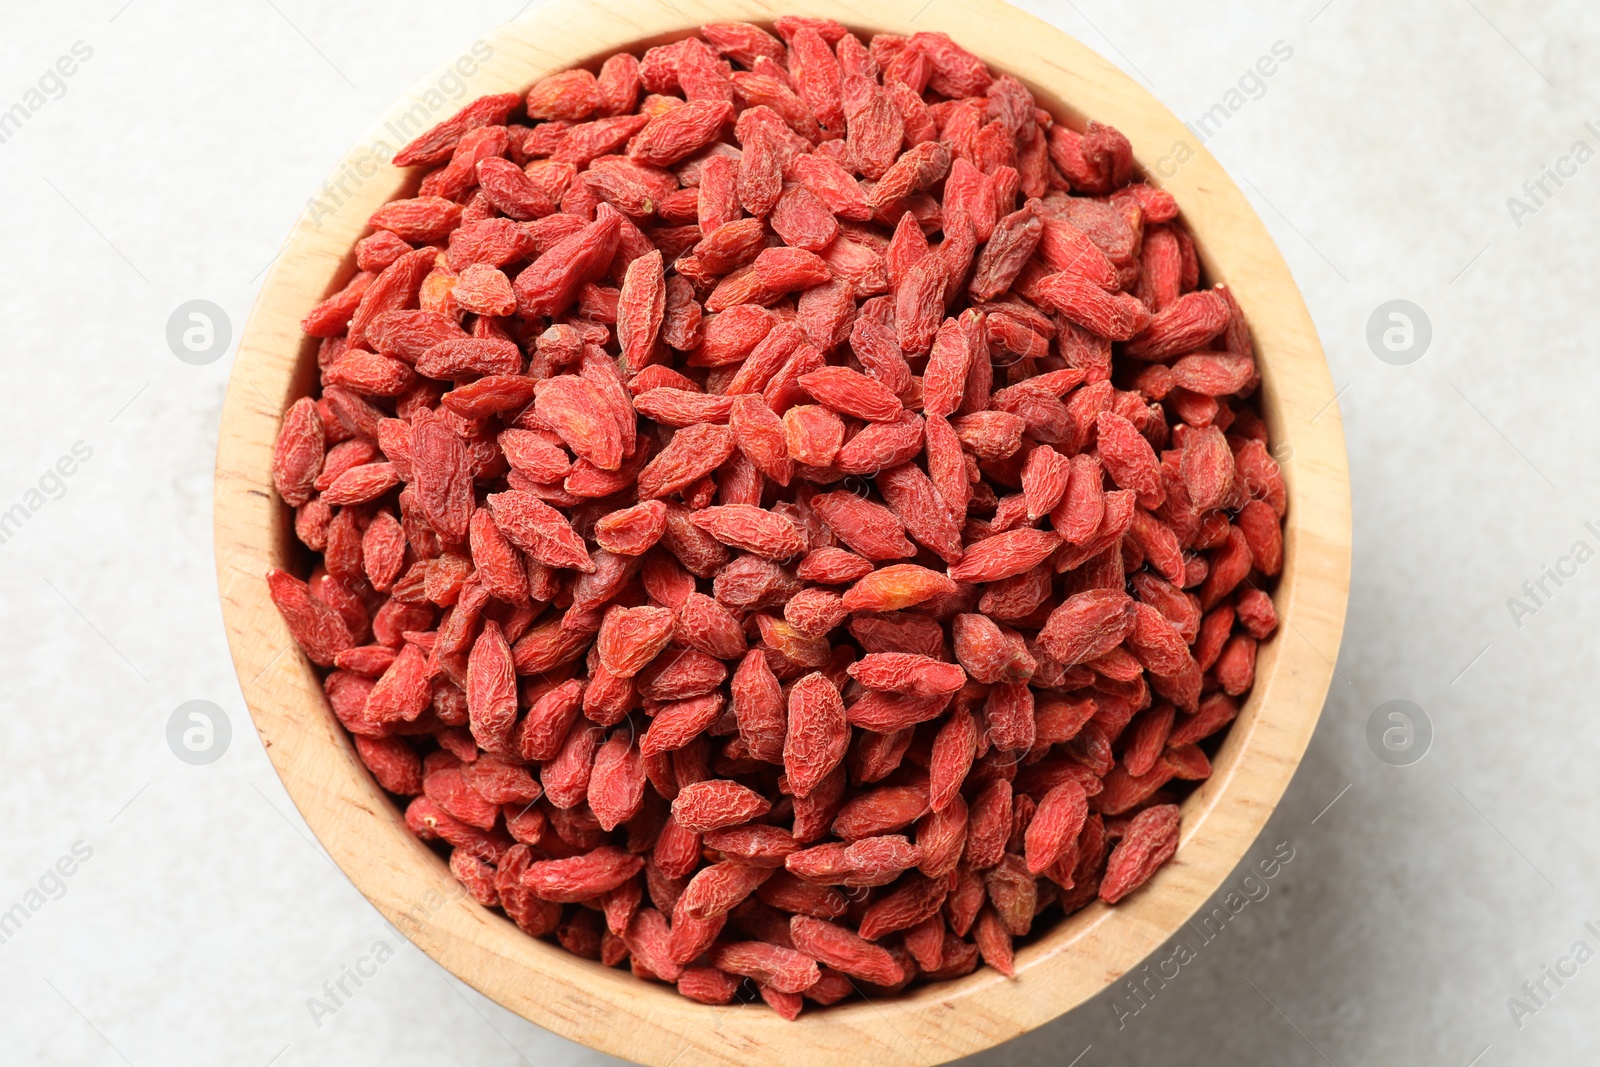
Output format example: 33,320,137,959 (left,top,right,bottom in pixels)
1,1,1594,1064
